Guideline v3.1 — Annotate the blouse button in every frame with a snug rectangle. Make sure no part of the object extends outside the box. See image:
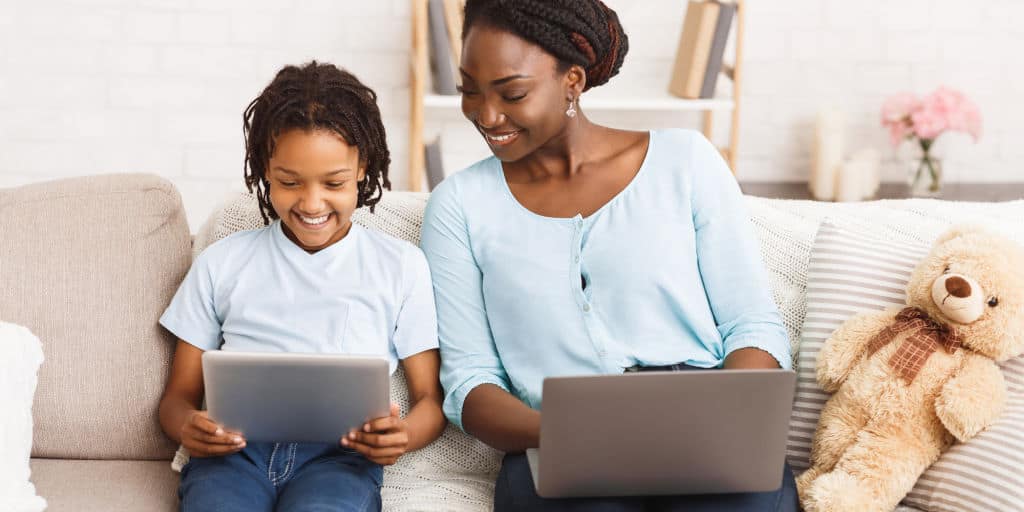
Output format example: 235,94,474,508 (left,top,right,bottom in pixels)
583,304,591,312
